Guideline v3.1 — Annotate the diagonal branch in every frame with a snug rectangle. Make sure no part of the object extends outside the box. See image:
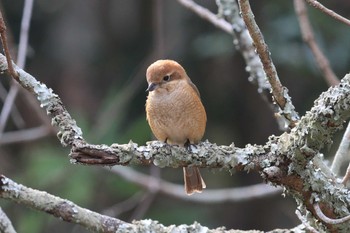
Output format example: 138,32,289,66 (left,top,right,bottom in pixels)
177,0,297,130
294,0,339,86
176,0,232,34
1,175,265,233
304,0,350,27
238,0,299,127
0,12,18,81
